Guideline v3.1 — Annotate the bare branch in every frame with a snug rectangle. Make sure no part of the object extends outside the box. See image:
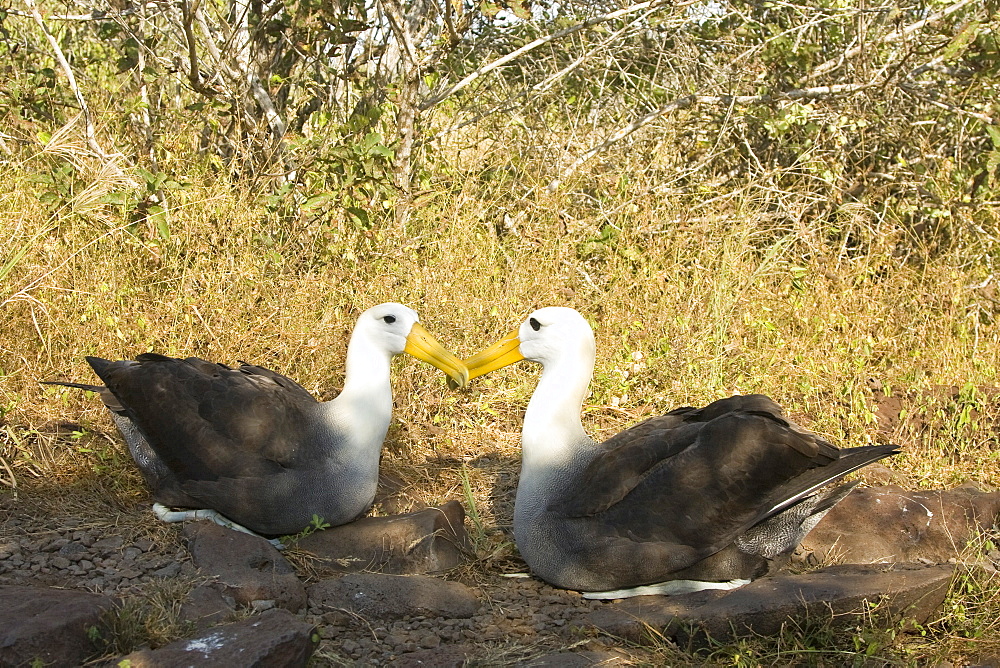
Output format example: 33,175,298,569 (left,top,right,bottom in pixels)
548,84,871,192
419,0,672,110
423,11,652,145
442,0,460,48
24,0,114,161
898,83,997,126
380,0,420,67
801,0,980,83
3,5,146,21
180,0,219,96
